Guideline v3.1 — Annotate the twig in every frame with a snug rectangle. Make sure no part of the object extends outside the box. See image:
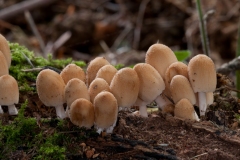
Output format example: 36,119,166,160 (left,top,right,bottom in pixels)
236,11,240,98
190,152,208,159
24,10,46,57
217,56,240,75
133,0,150,50
196,0,210,56
20,52,35,68
0,0,57,20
